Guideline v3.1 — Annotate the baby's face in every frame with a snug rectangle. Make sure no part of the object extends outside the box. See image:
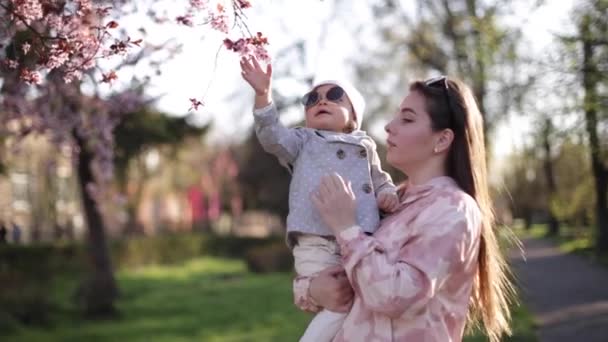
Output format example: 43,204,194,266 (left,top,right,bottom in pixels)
304,84,354,132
